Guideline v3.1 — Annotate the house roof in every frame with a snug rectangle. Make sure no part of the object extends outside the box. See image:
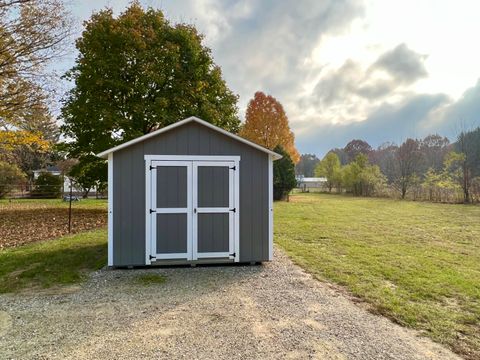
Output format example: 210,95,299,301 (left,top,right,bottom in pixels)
297,177,327,182
96,116,282,160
